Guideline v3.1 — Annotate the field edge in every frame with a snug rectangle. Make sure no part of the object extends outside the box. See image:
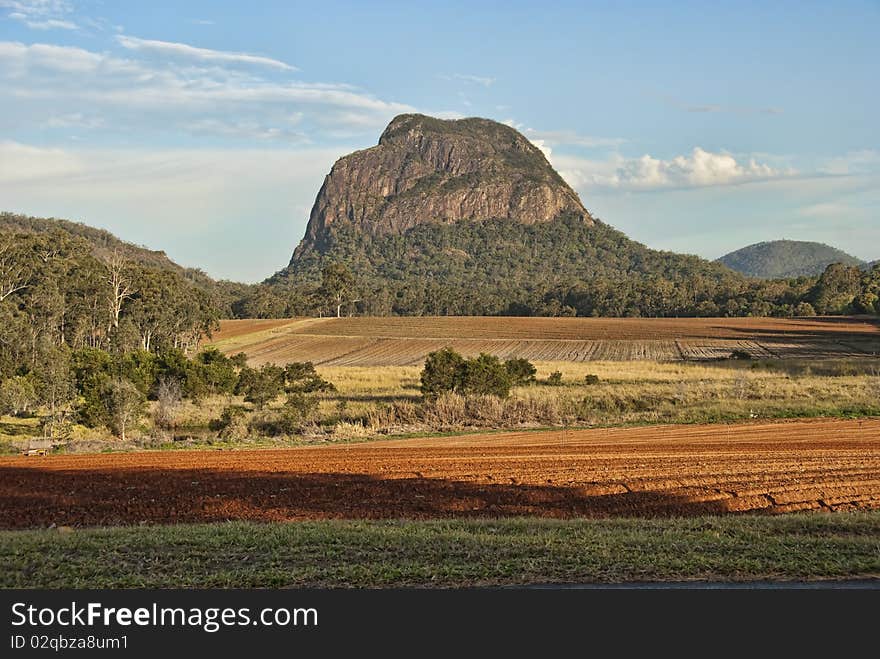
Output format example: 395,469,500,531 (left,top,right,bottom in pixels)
2,514,879,589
